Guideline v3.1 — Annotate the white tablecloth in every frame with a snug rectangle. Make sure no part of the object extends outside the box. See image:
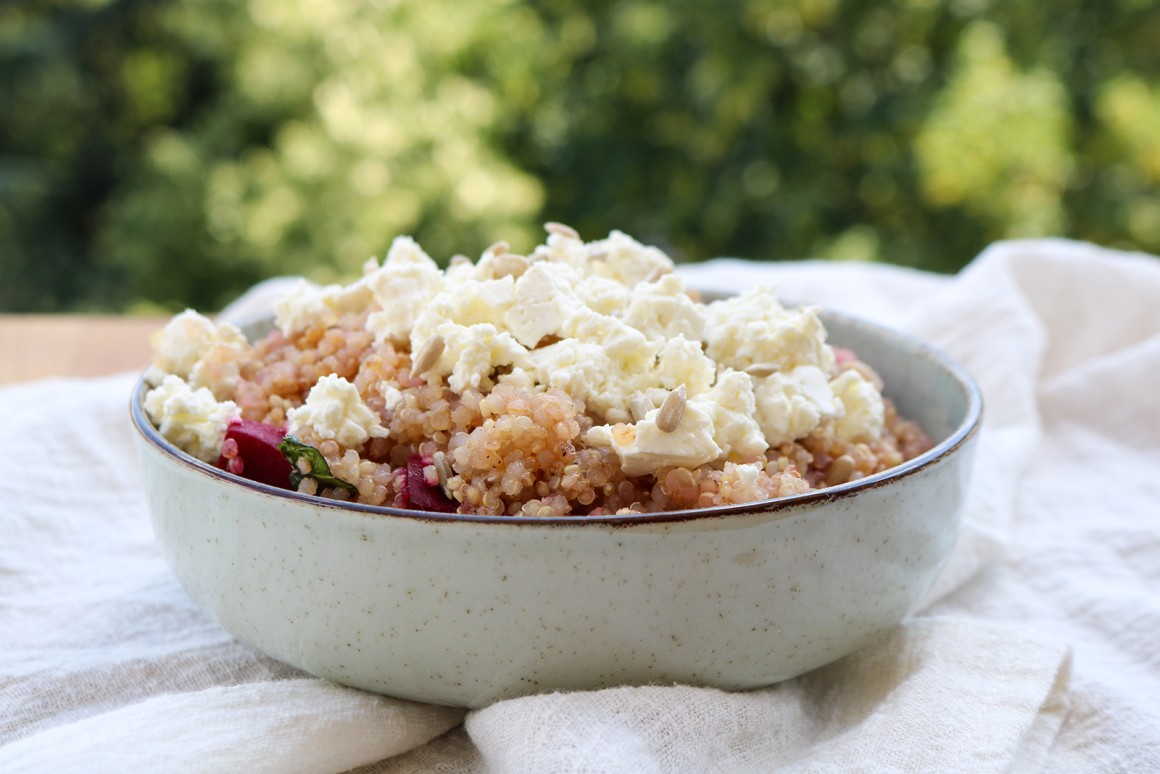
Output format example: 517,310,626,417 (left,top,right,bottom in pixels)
2,239,1158,772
